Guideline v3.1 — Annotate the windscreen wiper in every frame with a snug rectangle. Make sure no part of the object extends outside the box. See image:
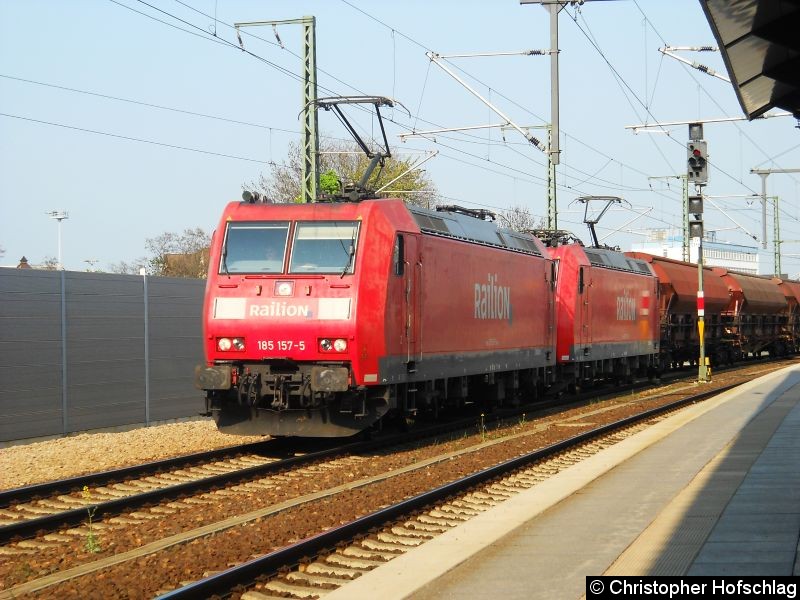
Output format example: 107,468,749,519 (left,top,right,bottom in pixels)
221,244,230,276
341,230,356,279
